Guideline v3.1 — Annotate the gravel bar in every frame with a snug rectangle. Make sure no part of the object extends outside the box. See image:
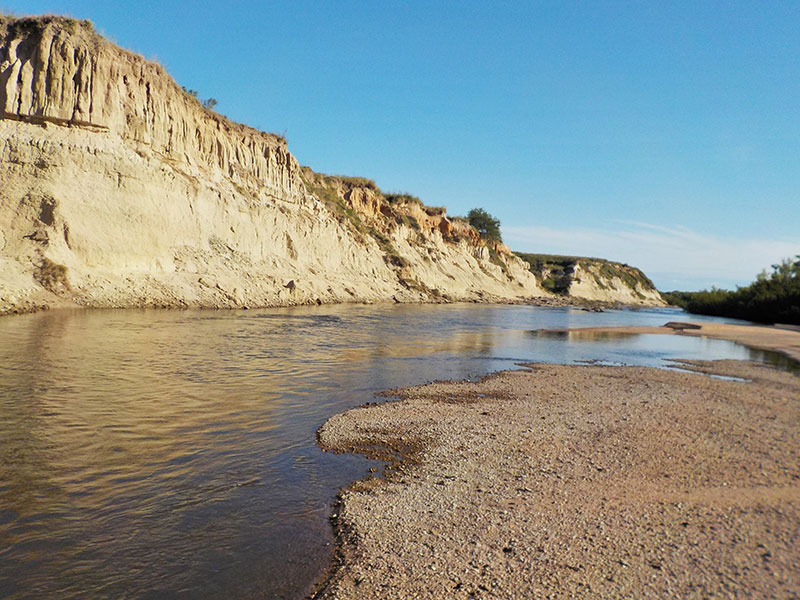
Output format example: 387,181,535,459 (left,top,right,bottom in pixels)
314,359,800,599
